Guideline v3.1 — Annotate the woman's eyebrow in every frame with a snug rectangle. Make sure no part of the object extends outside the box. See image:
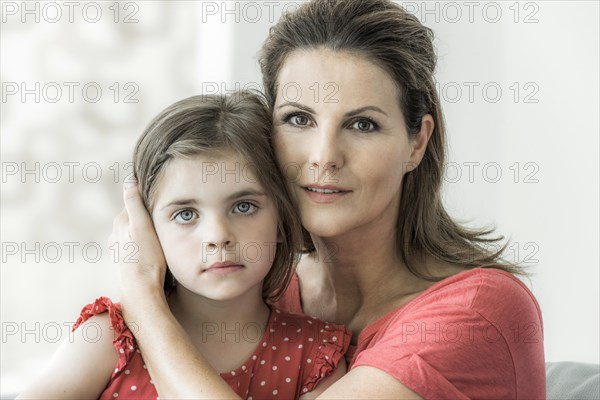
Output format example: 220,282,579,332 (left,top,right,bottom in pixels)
277,102,387,117
344,106,388,117
276,102,315,113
